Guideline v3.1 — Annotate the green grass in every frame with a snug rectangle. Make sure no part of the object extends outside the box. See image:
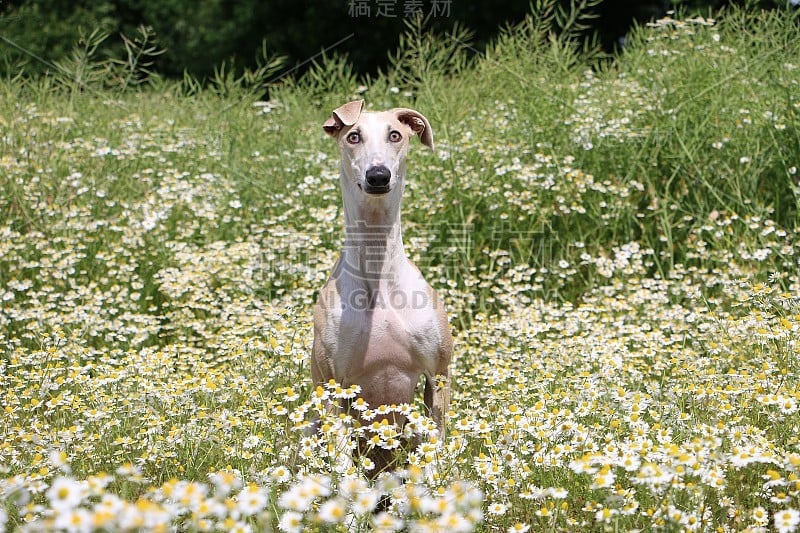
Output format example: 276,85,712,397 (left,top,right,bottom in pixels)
1,3,799,532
